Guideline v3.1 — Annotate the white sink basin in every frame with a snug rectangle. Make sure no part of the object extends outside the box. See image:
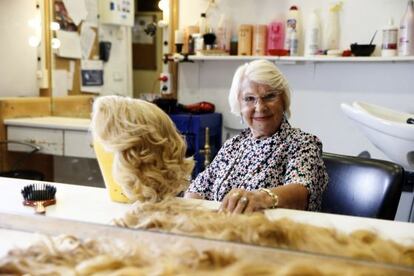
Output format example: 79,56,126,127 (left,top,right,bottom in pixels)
341,102,414,171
